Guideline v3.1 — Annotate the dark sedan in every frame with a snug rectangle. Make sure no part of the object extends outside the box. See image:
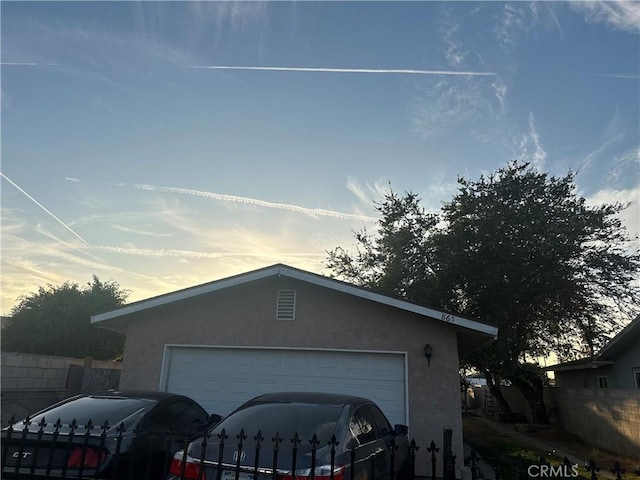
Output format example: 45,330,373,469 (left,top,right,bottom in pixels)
1,390,218,480
167,392,410,480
